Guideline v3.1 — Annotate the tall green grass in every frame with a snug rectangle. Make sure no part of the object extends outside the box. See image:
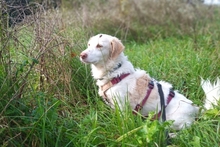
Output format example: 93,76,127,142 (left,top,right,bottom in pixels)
125,37,220,103
1,1,220,146
1,34,219,146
